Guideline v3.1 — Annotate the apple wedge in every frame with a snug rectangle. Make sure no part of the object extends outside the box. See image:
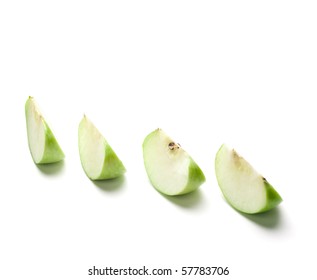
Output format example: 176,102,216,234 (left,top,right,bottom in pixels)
25,96,65,164
215,144,282,214
78,115,126,180
143,129,205,196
